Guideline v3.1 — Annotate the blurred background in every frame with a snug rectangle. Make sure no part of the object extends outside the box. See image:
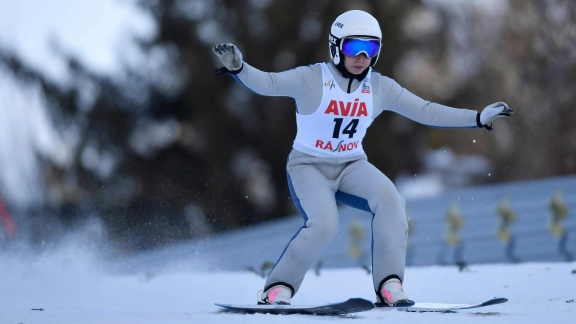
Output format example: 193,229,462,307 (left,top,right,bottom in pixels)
0,0,574,255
